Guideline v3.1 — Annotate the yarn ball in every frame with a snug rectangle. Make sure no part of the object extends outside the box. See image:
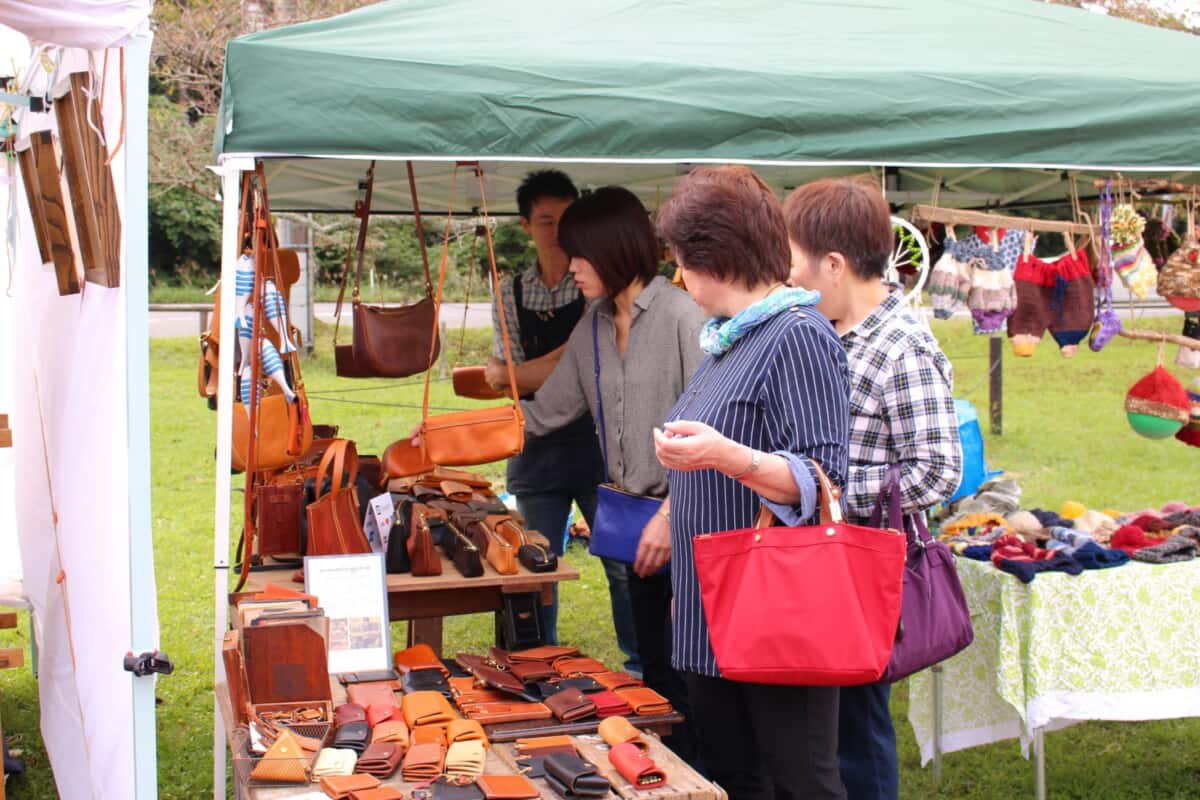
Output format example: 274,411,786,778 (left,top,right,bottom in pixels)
1110,204,1146,246
1060,501,1087,520
1125,366,1191,439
